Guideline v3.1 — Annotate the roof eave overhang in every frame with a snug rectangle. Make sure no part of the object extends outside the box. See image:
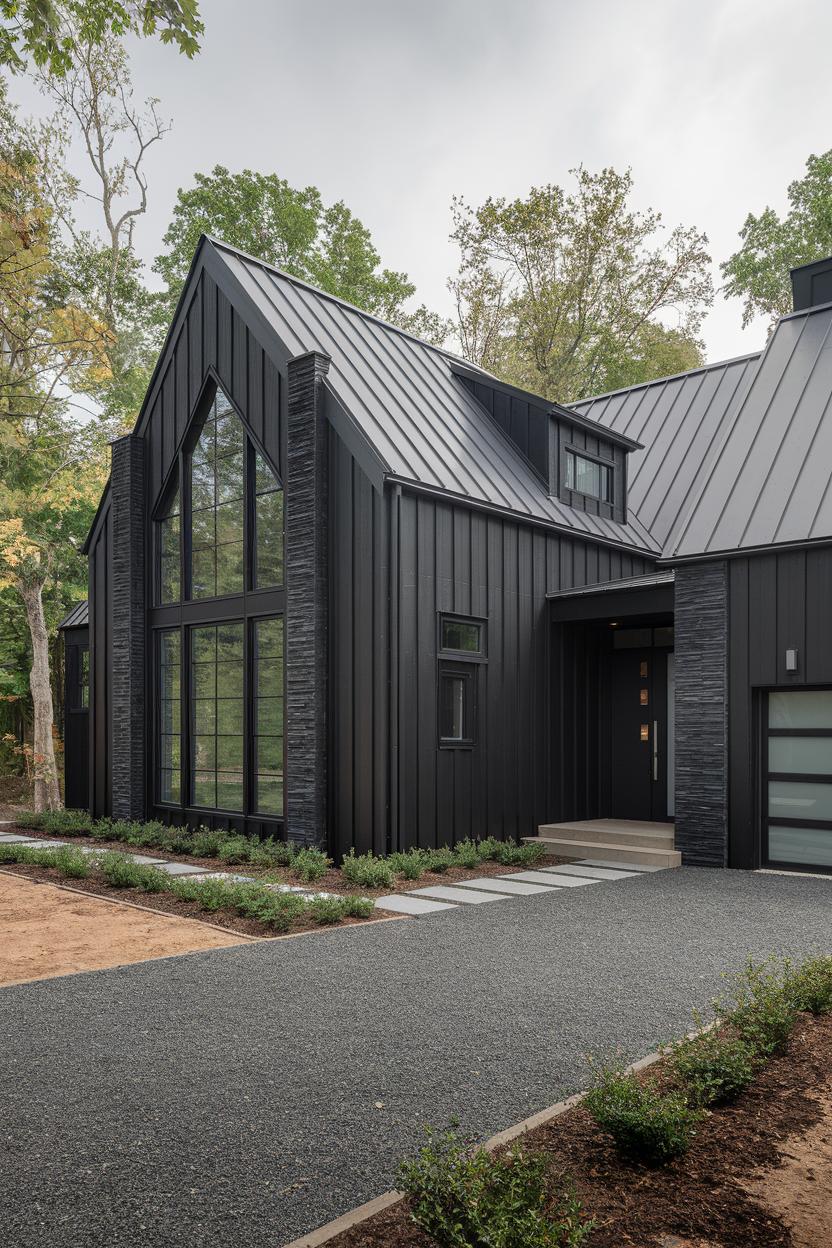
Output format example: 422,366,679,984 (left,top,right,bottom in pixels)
659,534,832,567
